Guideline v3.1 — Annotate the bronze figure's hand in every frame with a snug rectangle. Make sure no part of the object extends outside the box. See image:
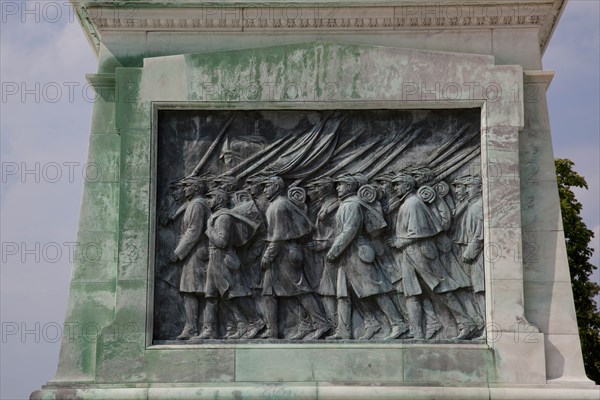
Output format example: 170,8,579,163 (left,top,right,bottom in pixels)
386,237,400,249
261,257,272,270
325,252,336,263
